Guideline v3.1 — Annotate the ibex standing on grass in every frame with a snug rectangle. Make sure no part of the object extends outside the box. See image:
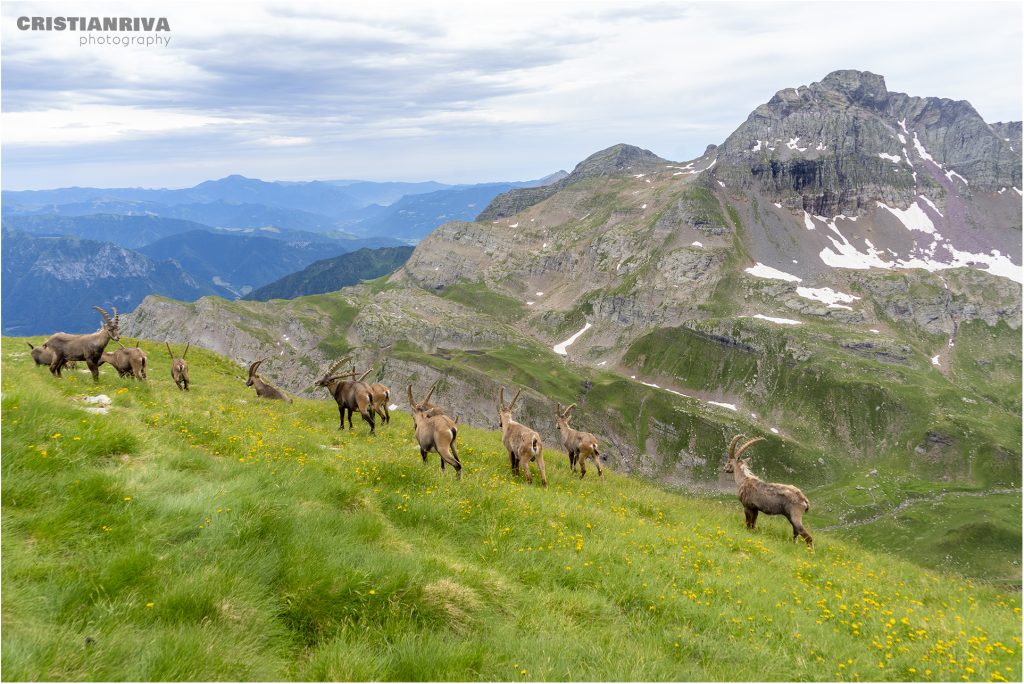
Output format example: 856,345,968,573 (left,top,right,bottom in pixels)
555,403,603,479
498,387,547,487
408,382,461,478
100,340,147,380
723,435,813,548
42,306,120,381
246,358,292,402
166,342,190,391
314,358,375,434
352,367,392,425
27,342,54,367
